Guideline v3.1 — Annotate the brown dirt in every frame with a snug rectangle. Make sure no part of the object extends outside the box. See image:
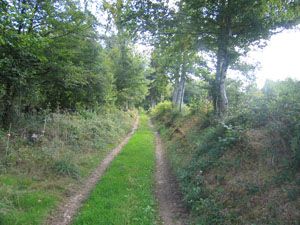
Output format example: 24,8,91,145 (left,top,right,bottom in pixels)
44,117,139,225
155,131,190,225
